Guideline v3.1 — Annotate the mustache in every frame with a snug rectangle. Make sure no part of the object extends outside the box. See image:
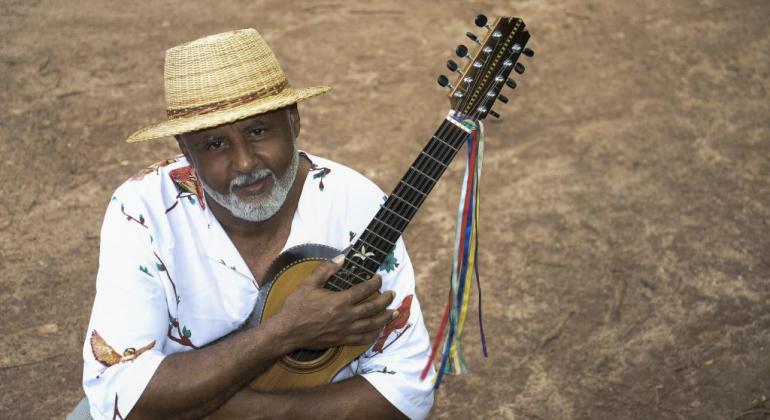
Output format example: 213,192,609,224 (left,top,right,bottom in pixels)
229,168,274,191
